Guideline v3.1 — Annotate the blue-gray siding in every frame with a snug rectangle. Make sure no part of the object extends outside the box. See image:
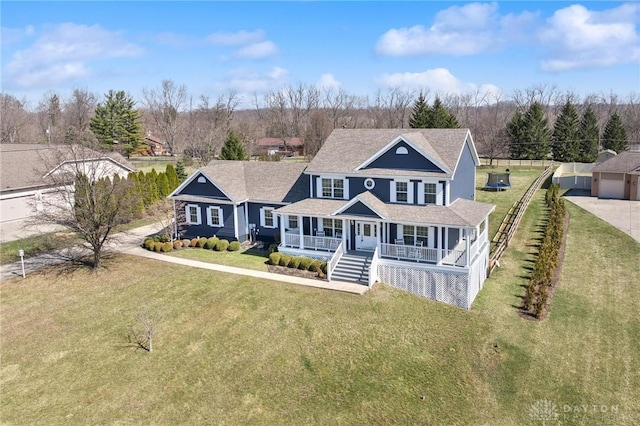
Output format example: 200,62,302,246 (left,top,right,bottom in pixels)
340,201,382,218
364,141,443,172
237,203,248,242
247,201,282,243
449,141,476,202
179,203,236,241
